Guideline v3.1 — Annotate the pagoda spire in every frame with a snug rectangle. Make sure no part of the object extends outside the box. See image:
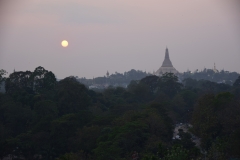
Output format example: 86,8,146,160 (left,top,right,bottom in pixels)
155,47,178,76
161,47,173,67
165,47,169,59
